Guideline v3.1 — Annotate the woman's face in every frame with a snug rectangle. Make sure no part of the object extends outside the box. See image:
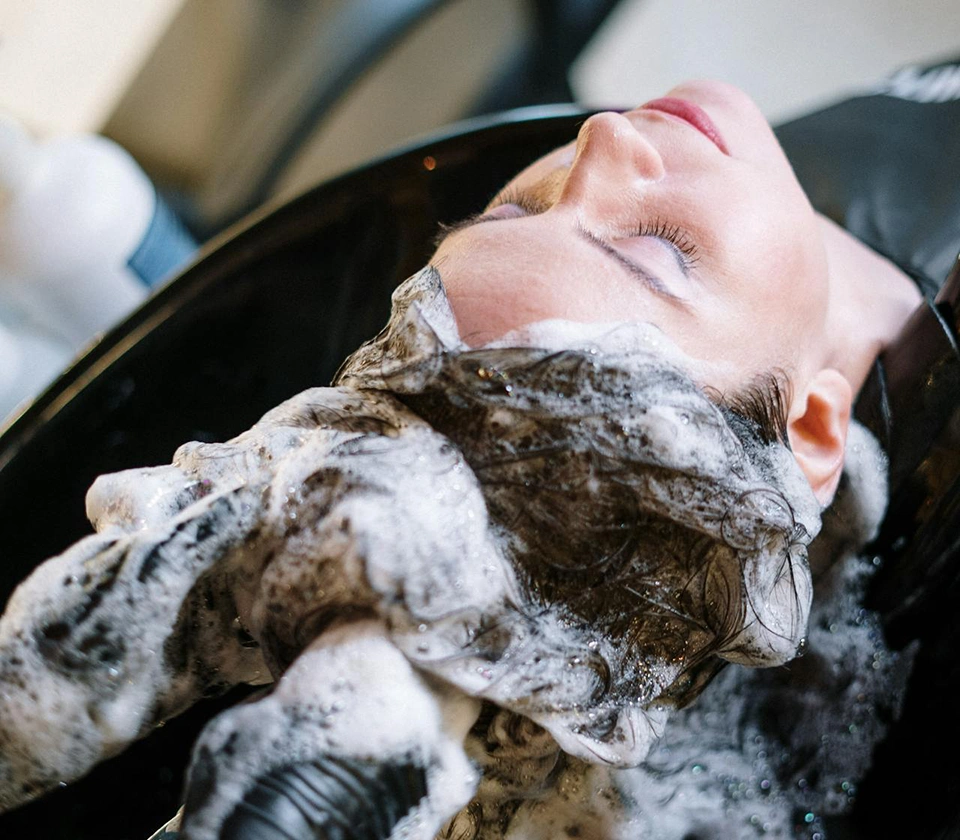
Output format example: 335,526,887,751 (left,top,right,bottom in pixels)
432,80,830,394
